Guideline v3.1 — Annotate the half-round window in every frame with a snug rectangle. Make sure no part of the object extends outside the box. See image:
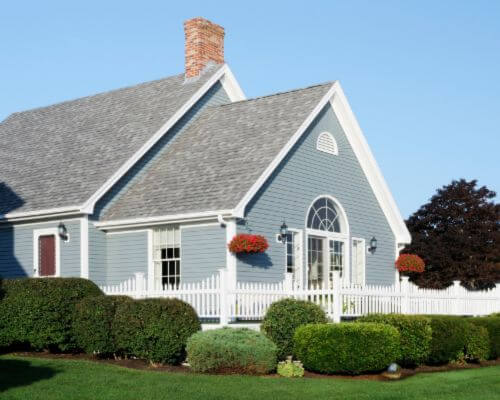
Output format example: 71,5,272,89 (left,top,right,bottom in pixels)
316,132,338,155
307,197,343,233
